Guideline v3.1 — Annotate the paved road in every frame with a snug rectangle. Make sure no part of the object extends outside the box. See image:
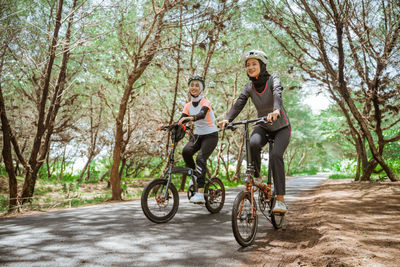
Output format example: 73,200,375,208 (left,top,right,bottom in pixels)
0,175,327,267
